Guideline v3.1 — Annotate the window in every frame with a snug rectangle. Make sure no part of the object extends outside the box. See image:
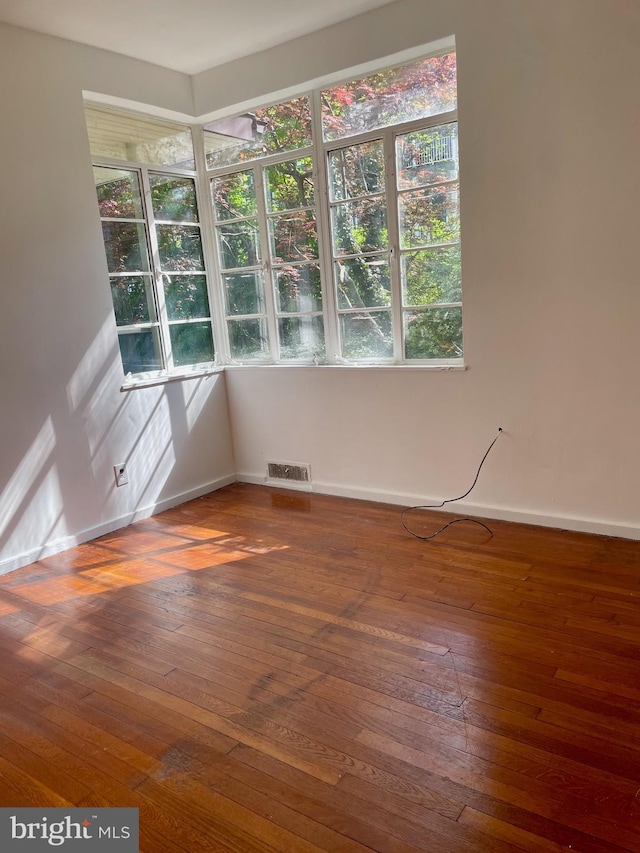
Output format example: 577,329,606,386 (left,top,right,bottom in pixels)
206,98,324,362
89,106,214,378
87,49,460,378
321,52,461,362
